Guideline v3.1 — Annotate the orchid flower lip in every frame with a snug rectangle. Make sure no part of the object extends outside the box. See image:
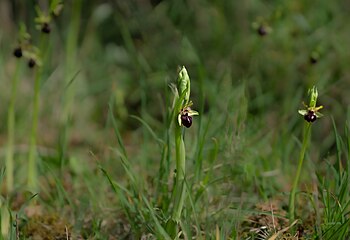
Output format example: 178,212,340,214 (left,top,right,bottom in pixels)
178,105,199,127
